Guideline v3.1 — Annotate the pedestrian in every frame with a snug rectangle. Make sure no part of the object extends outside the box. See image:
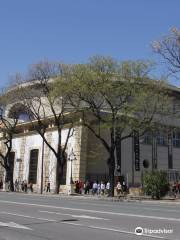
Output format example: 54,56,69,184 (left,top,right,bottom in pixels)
92,181,98,195
46,182,50,192
75,181,80,194
122,181,127,194
21,181,24,192
0,179,3,190
24,180,28,193
100,181,105,195
79,180,84,194
84,181,90,194
29,182,33,192
106,181,110,196
116,181,122,197
14,179,19,192
97,182,101,195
